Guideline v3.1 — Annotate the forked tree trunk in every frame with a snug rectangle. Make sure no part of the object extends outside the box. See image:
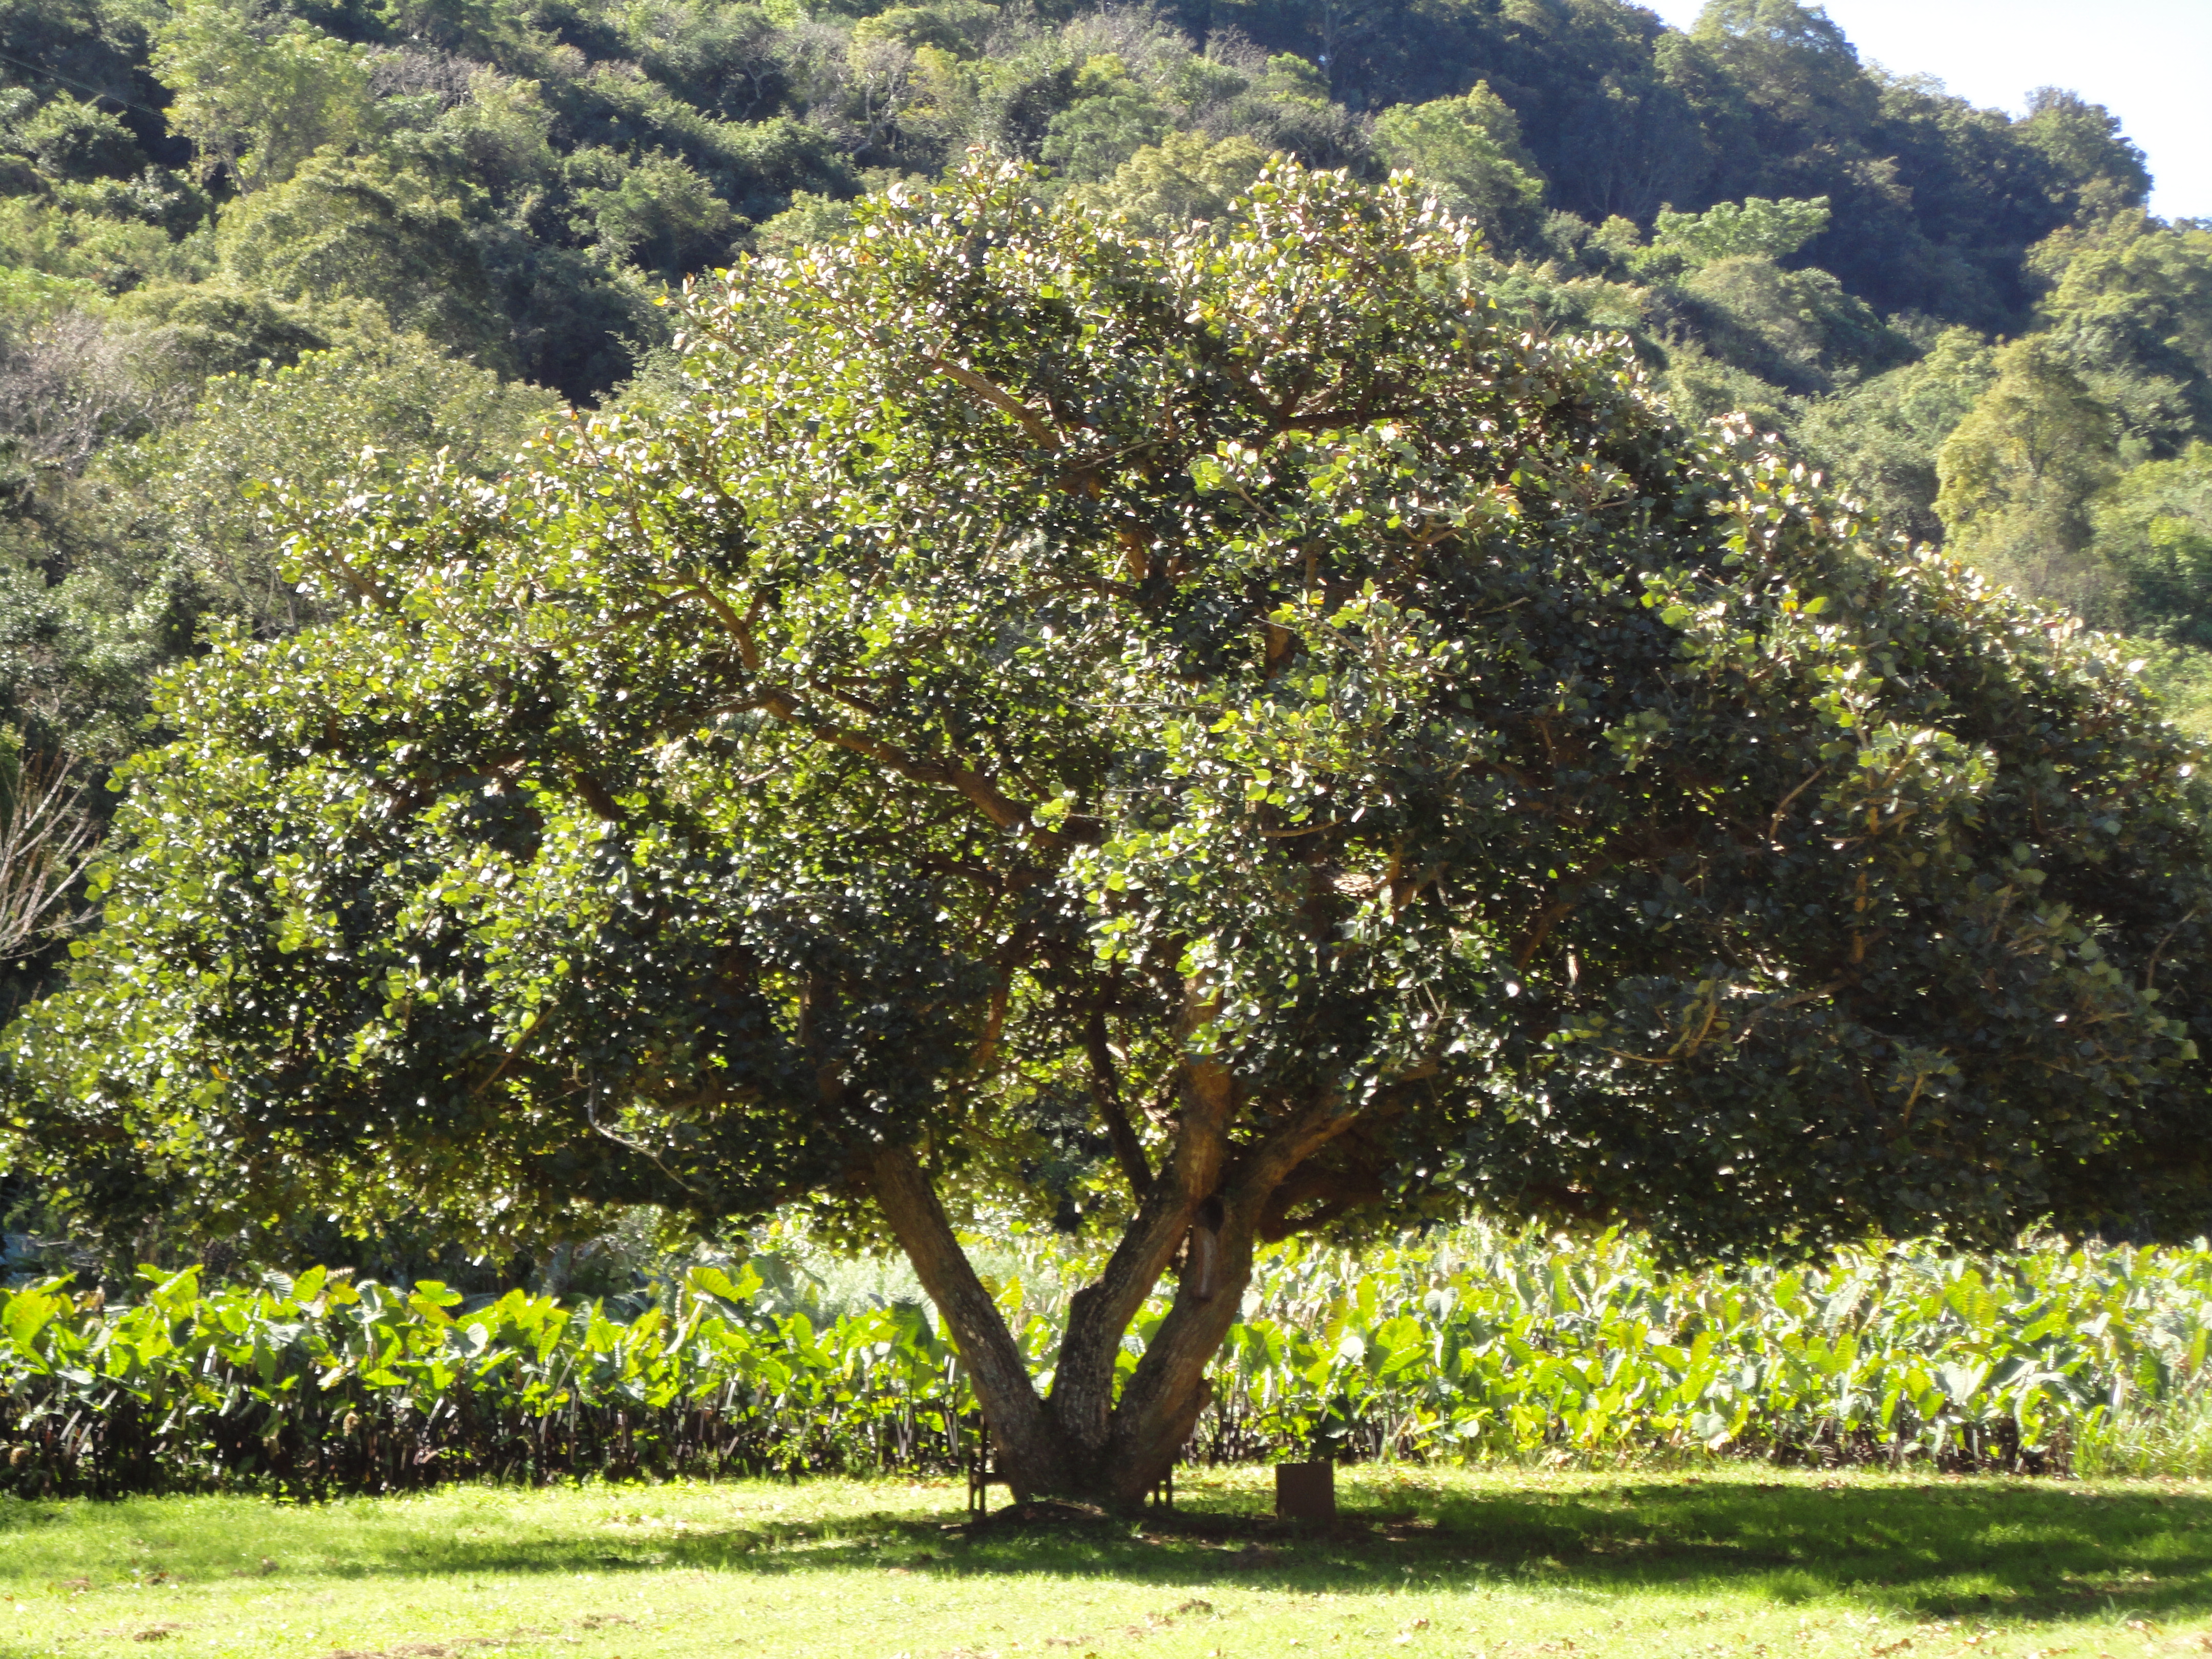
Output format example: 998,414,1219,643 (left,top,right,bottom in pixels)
863,1032,1360,1508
